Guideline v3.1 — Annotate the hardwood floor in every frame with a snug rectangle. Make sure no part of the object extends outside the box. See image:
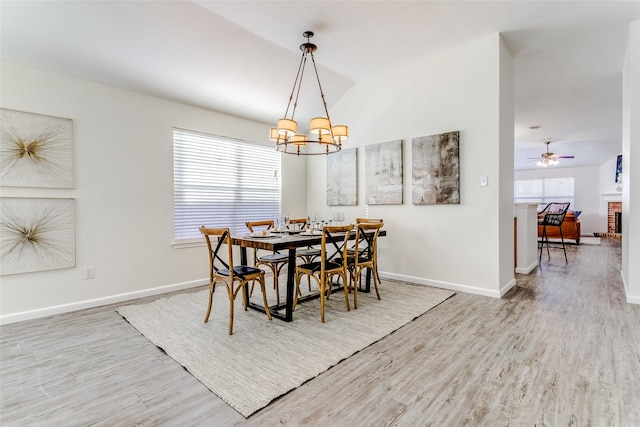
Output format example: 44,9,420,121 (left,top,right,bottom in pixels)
1,238,638,426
